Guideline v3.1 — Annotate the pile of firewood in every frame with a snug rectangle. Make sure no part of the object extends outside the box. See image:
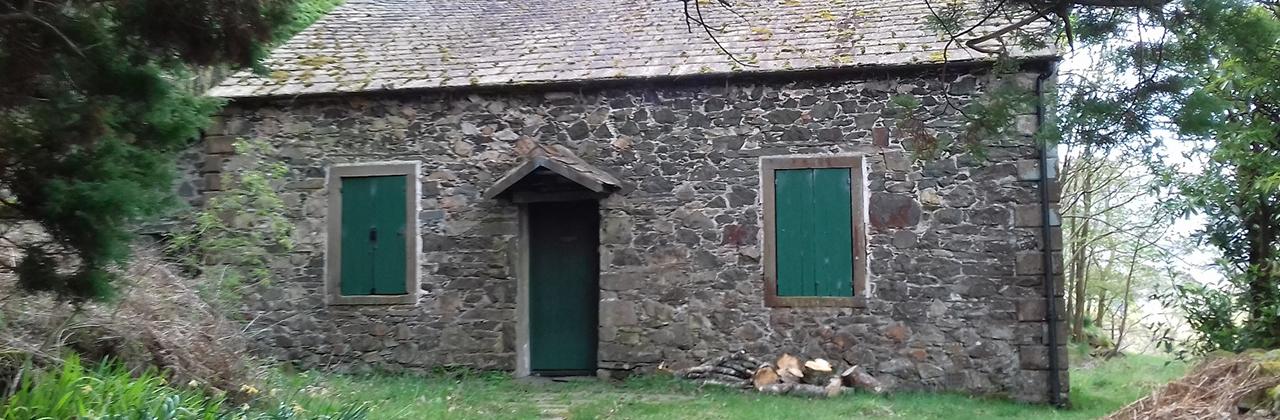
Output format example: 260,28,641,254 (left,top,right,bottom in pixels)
673,351,886,398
